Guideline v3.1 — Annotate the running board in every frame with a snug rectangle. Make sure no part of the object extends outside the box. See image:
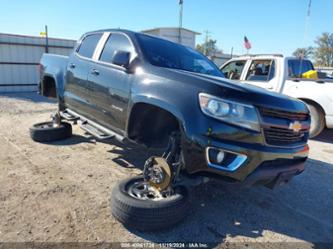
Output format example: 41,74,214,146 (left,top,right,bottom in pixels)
80,121,115,140
61,109,125,141
60,110,80,121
